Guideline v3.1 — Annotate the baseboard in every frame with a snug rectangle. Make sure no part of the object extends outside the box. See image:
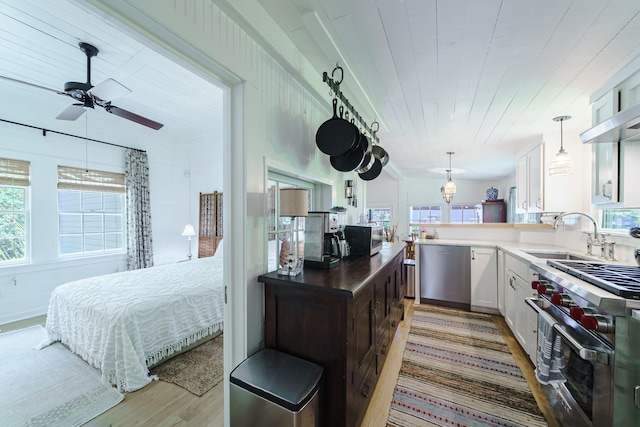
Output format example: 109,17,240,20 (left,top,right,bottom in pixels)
0,314,46,333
